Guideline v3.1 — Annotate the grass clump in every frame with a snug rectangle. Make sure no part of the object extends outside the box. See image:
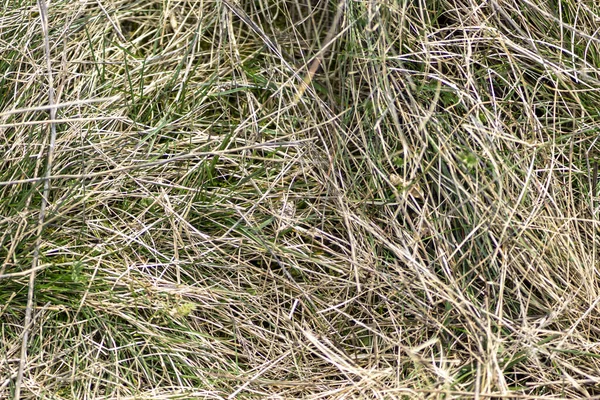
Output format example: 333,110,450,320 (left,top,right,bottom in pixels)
3,0,600,398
